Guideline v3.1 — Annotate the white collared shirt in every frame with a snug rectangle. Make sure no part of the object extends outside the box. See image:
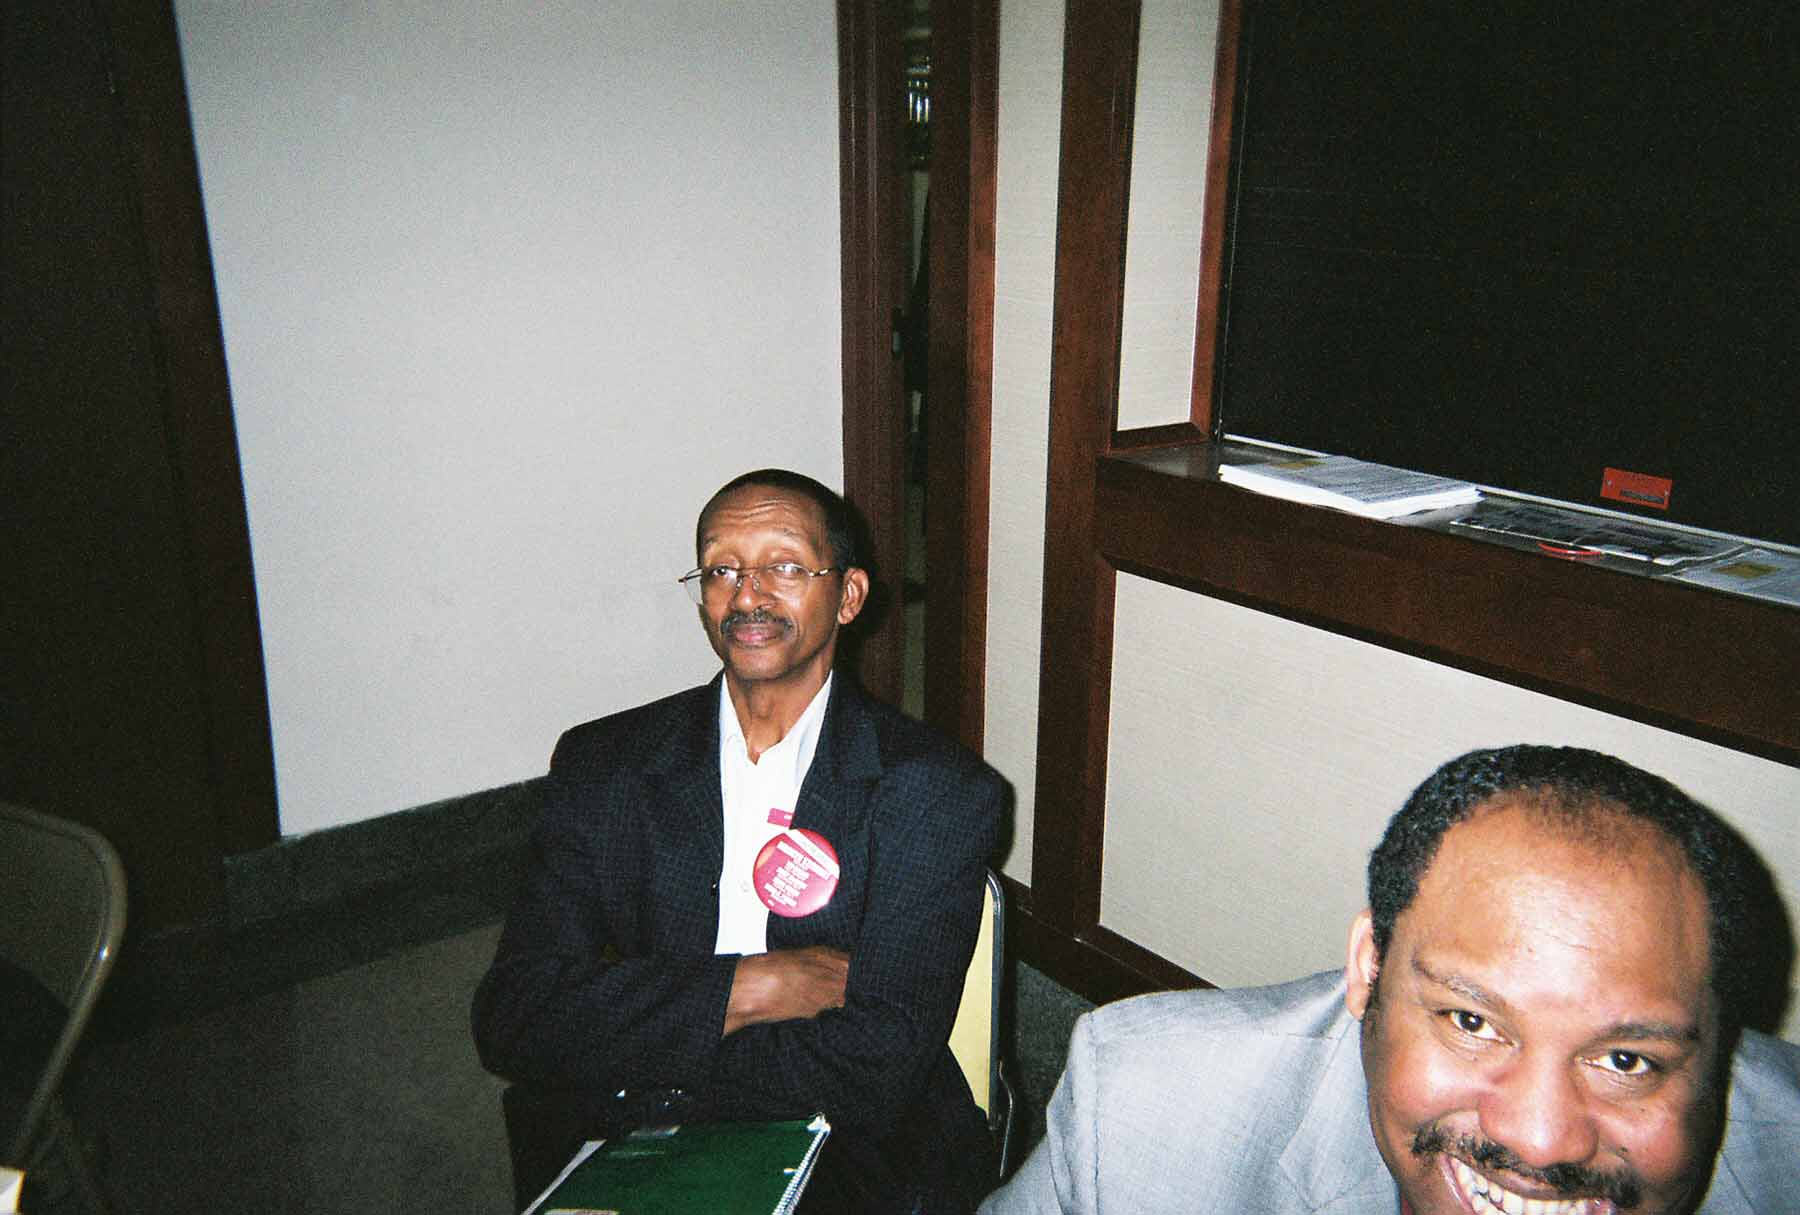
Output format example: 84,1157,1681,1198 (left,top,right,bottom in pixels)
713,672,833,956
